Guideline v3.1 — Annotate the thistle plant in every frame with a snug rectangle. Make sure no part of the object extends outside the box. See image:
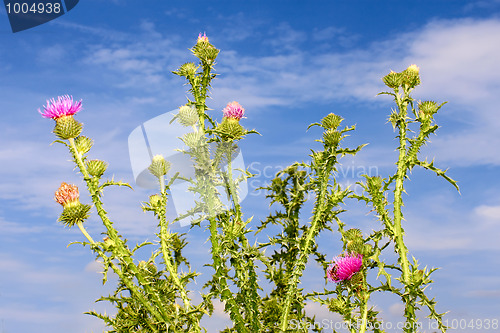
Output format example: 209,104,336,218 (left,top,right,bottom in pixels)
41,34,457,332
